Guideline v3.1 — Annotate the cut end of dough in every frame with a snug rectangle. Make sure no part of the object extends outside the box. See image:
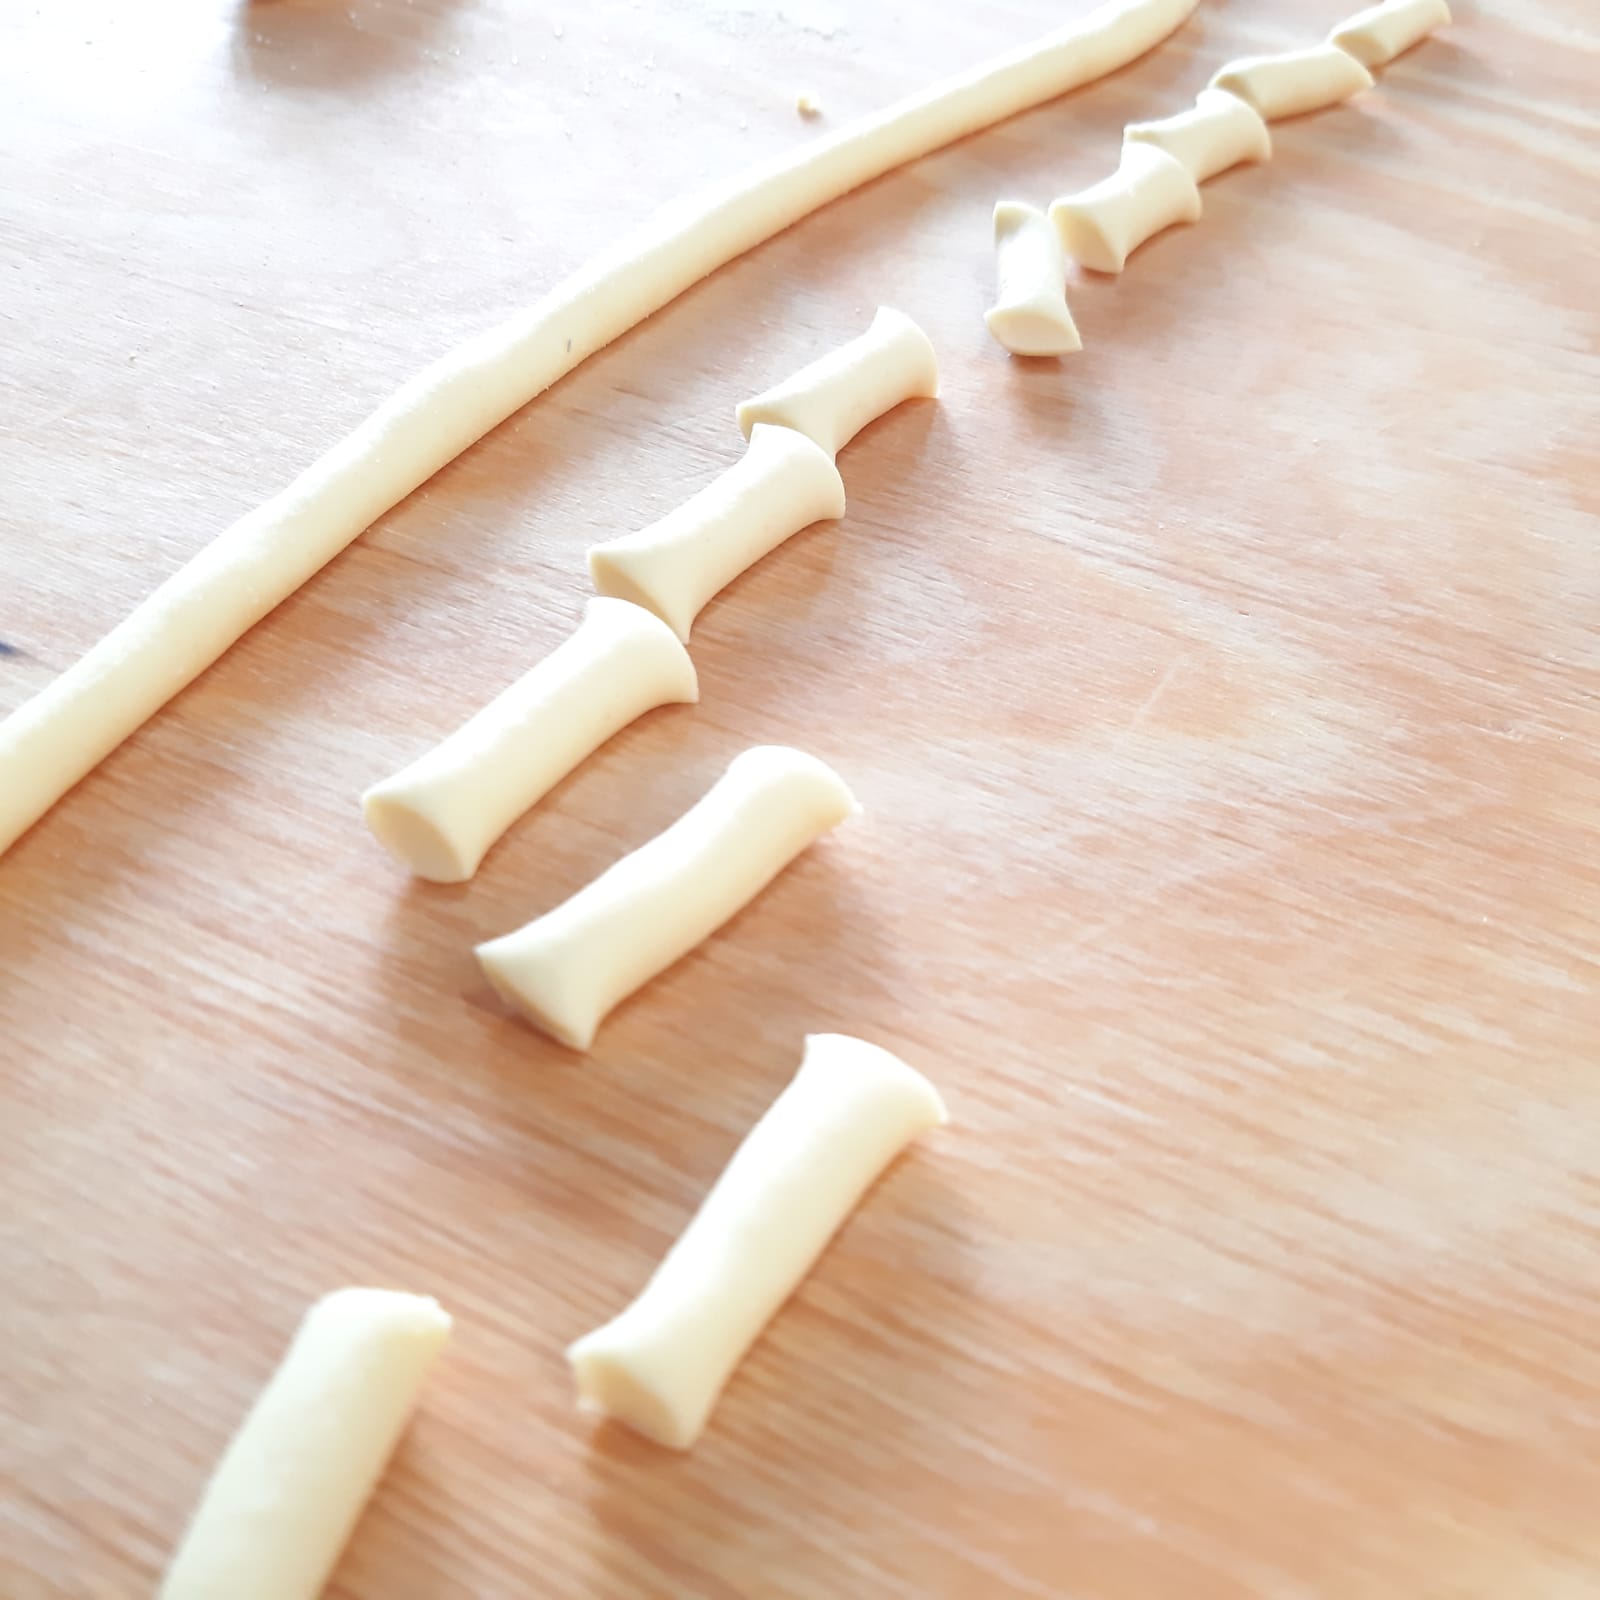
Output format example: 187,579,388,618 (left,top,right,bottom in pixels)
568,1334,697,1450
475,935,597,1051
1047,200,1127,275
803,1032,949,1130
362,784,479,883
869,305,941,402
585,595,701,705
985,300,1083,358
732,395,764,442
588,547,692,645
306,1288,454,1345
992,197,1043,234
728,745,860,827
